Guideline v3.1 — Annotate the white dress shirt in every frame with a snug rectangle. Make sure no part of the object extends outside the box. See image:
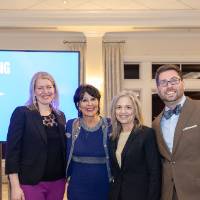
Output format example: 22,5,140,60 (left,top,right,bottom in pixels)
161,95,186,153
